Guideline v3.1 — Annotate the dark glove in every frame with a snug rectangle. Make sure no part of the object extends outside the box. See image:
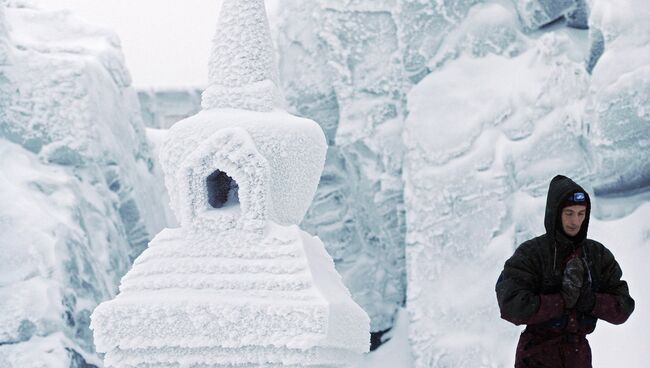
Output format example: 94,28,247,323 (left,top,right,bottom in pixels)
575,259,596,313
561,257,584,309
